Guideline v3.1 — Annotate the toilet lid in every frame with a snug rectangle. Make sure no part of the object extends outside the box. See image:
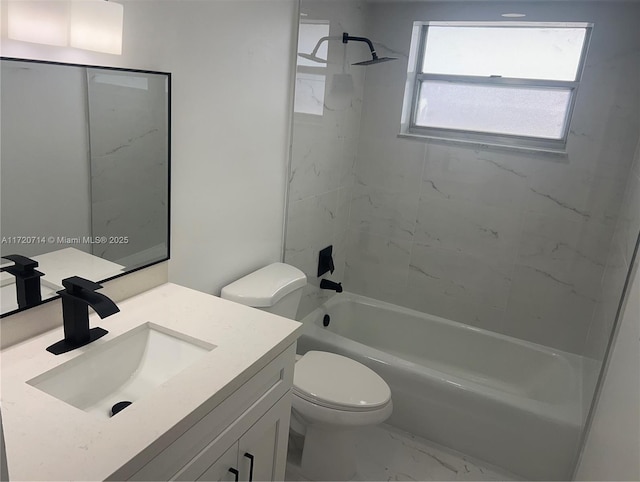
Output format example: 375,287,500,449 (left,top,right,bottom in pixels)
293,351,391,411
